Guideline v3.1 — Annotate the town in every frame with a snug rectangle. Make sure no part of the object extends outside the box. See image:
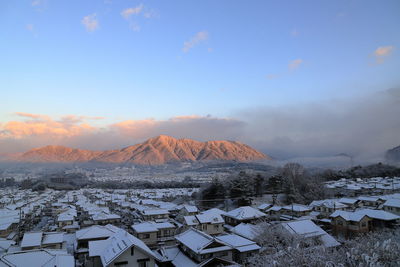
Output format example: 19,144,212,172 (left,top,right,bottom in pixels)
0,171,399,266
